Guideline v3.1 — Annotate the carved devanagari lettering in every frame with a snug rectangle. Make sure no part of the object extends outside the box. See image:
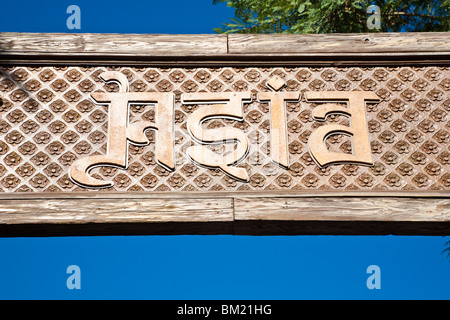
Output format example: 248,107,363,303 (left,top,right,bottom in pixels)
69,71,174,188
304,91,380,167
183,92,252,181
